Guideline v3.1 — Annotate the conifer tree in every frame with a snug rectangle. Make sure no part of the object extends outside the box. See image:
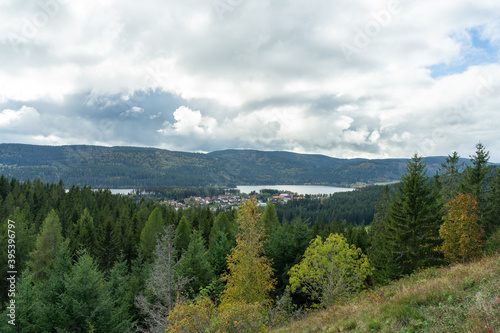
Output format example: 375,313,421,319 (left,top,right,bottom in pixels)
75,208,97,254
58,252,121,332
139,207,164,261
221,198,276,305
176,230,214,295
209,211,235,246
136,225,190,332
175,216,191,253
439,151,464,202
386,154,444,277
30,209,65,282
462,143,493,211
367,185,396,283
261,201,280,237
208,230,235,276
